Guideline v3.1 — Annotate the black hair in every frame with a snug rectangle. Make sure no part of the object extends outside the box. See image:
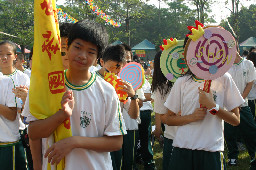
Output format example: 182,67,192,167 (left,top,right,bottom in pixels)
151,51,173,96
17,53,24,60
29,47,33,60
249,47,256,53
59,22,74,38
121,43,132,52
247,52,256,68
68,19,109,59
0,40,17,55
133,54,140,63
102,44,126,63
242,50,249,56
183,32,194,77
